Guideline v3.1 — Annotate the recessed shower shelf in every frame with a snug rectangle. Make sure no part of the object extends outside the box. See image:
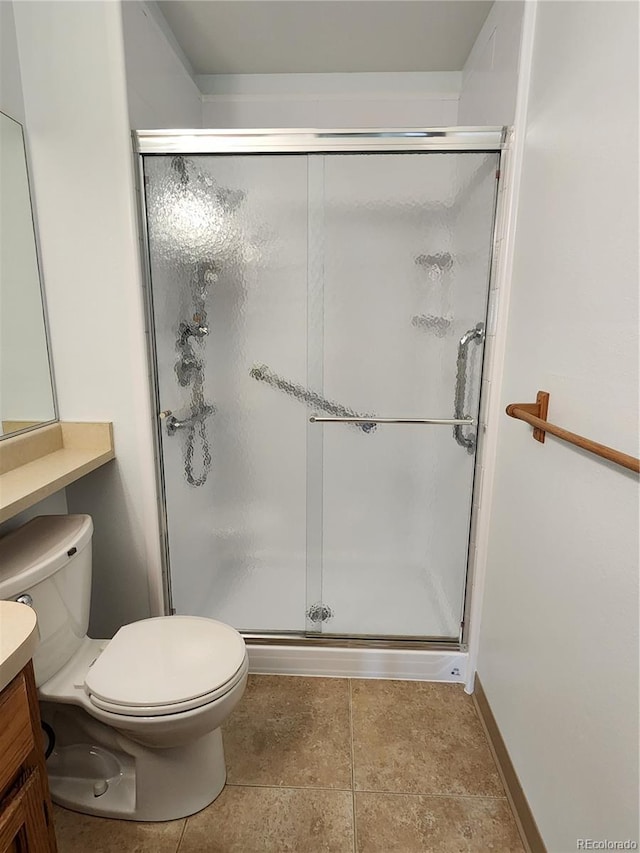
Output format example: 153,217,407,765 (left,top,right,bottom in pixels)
0,422,115,523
